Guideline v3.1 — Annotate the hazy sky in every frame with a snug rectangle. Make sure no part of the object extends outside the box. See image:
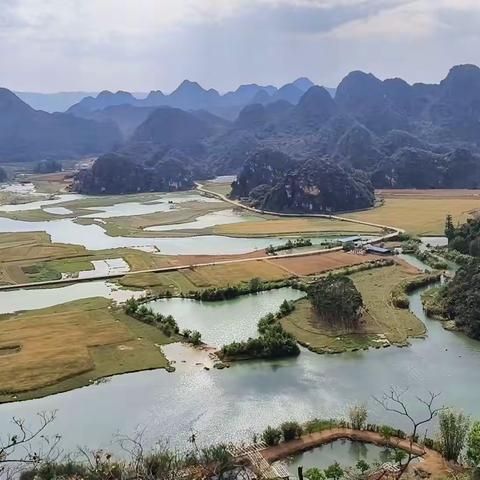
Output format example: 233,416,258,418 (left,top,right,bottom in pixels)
2,0,480,93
